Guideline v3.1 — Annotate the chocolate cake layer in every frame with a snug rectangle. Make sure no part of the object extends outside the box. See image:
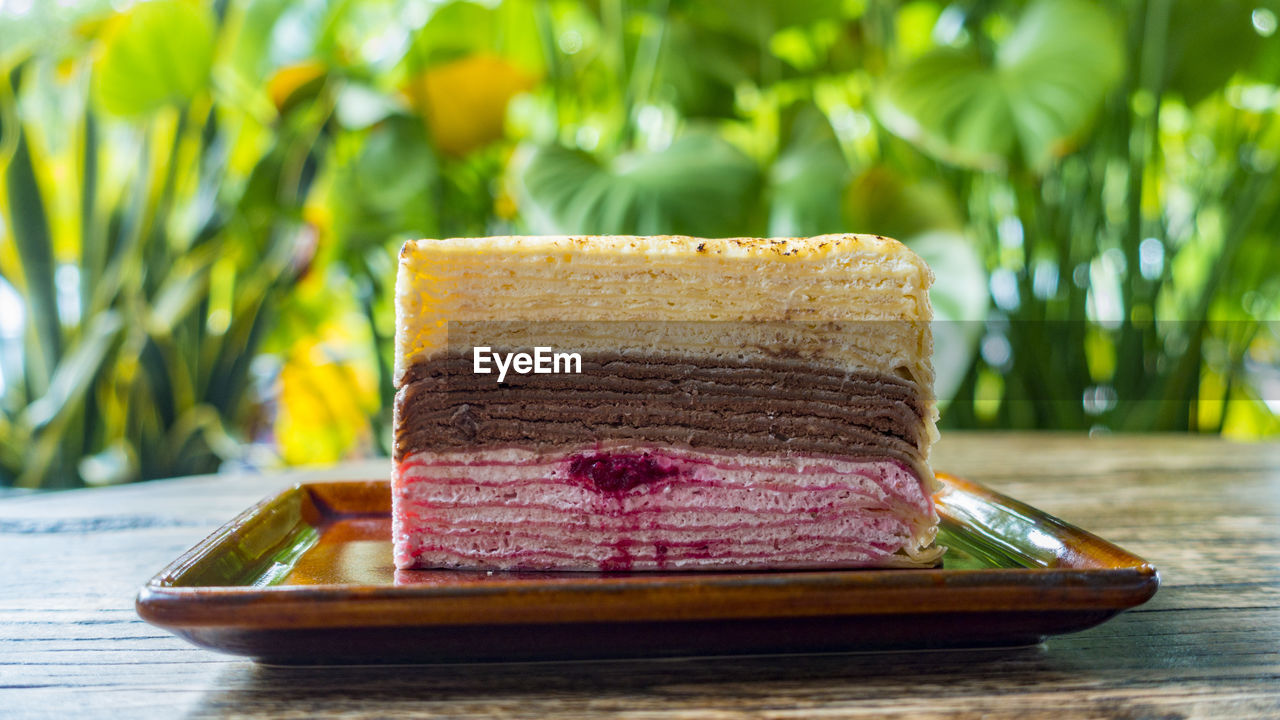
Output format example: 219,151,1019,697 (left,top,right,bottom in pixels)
393,352,928,476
